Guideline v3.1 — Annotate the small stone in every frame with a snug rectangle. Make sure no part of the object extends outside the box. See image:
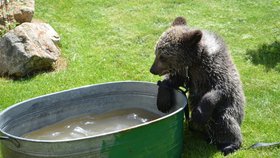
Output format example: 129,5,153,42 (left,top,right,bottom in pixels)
13,0,35,23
